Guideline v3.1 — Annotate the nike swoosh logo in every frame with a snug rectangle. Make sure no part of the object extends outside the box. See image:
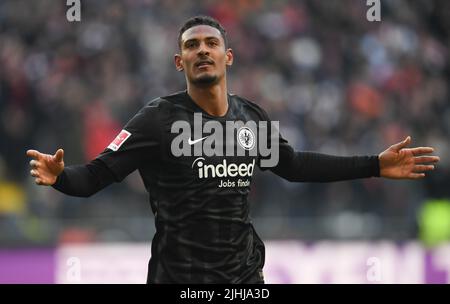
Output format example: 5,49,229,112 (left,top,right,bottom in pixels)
188,136,208,145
